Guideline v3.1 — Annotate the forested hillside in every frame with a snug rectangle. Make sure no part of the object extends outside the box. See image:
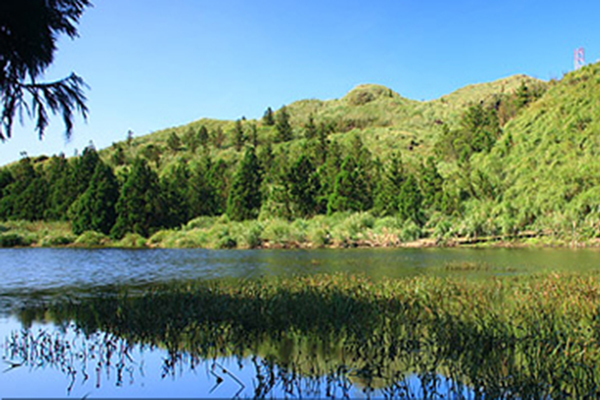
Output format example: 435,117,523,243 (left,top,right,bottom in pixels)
2,63,599,248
